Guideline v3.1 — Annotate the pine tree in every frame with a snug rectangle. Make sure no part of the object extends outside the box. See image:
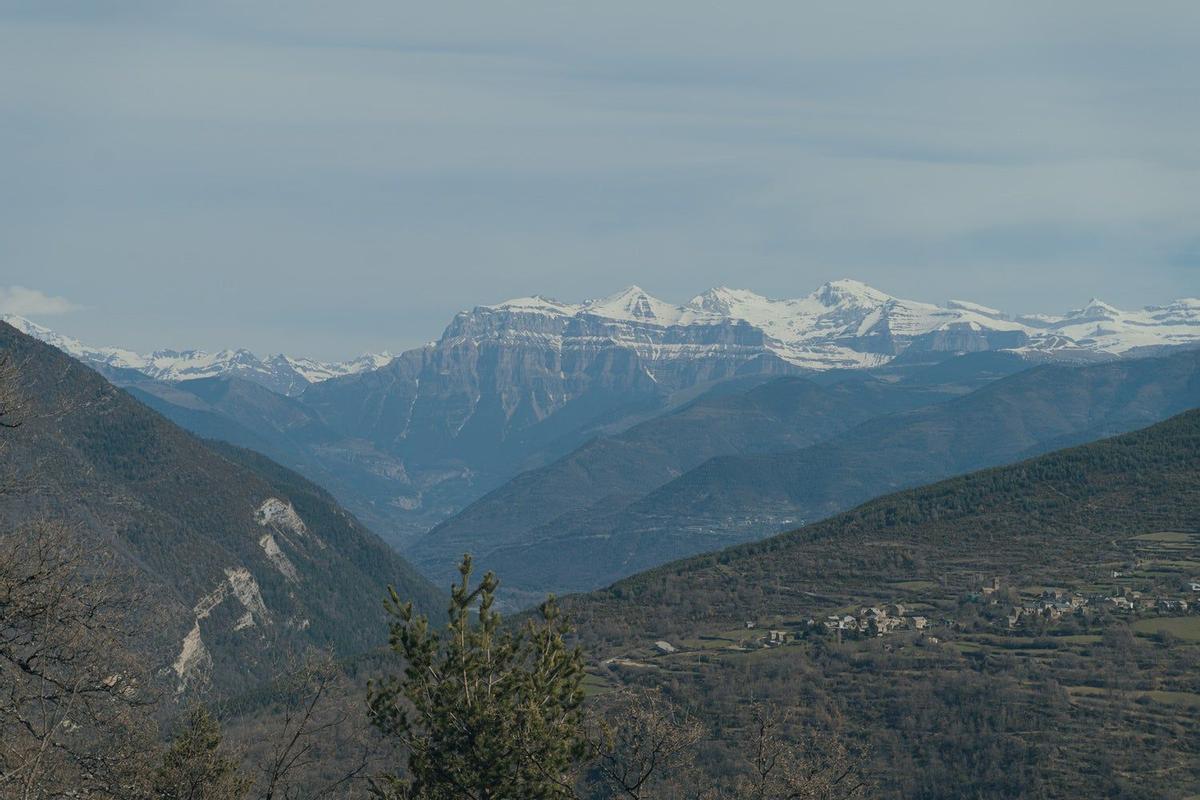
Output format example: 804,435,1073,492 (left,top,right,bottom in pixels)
368,554,586,800
152,705,252,800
